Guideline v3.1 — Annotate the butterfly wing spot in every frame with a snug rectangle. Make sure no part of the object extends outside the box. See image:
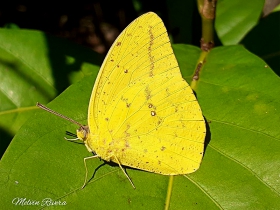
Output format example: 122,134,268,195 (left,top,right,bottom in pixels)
161,146,166,151
125,124,131,138
151,111,156,116
148,103,153,108
165,88,171,96
145,86,152,100
173,132,178,138
120,96,131,108
124,69,128,73
125,141,130,148
148,26,155,77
